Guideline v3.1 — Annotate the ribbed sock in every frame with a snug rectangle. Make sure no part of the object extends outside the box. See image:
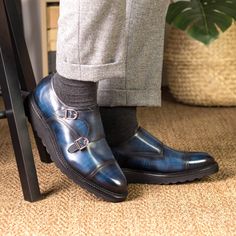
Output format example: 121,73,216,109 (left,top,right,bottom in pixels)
53,73,97,109
100,107,138,147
